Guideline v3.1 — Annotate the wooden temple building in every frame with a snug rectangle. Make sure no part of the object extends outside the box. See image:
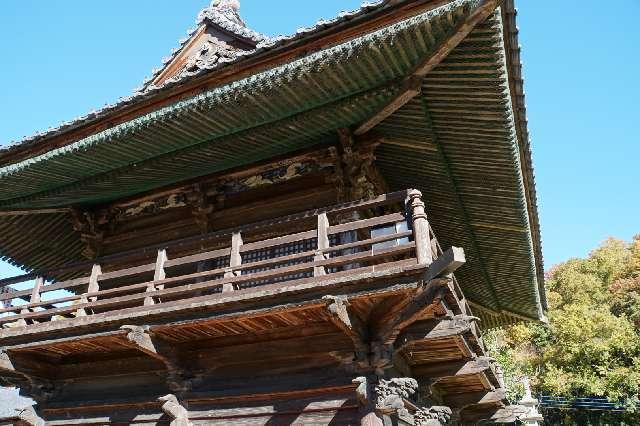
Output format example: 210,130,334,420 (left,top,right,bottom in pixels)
0,0,545,424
